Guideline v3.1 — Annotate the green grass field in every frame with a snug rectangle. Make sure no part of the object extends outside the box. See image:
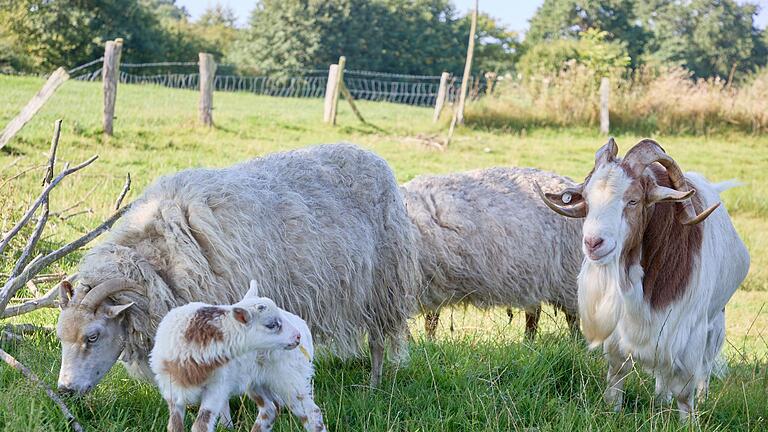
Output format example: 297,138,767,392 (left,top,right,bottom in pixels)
1,75,766,431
